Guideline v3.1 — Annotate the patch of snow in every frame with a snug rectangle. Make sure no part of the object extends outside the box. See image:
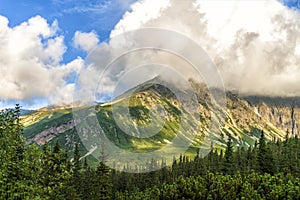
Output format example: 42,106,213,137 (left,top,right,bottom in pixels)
253,107,261,117
163,139,172,144
79,145,98,161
